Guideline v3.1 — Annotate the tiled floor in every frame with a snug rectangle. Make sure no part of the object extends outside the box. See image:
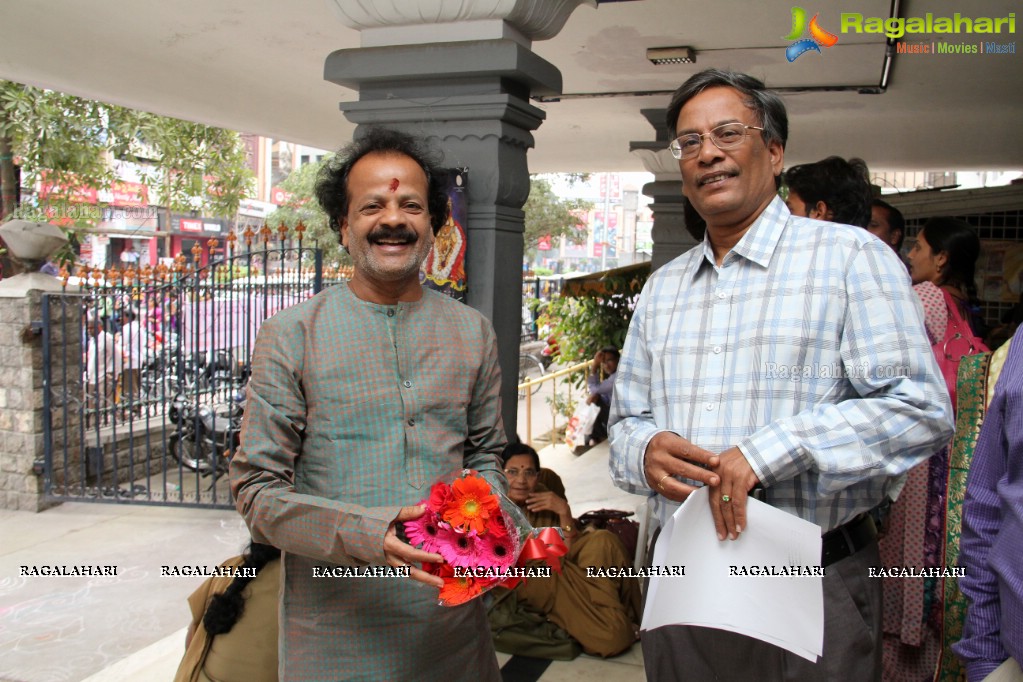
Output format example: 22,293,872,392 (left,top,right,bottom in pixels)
0,442,648,682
